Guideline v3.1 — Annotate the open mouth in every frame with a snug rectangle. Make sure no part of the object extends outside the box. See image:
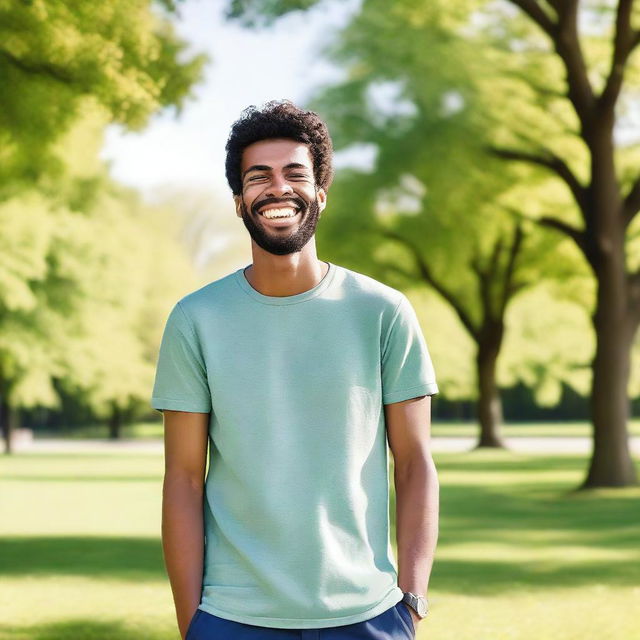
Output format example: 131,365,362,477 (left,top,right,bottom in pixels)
258,205,301,219
257,209,302,227
255,202,304,228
